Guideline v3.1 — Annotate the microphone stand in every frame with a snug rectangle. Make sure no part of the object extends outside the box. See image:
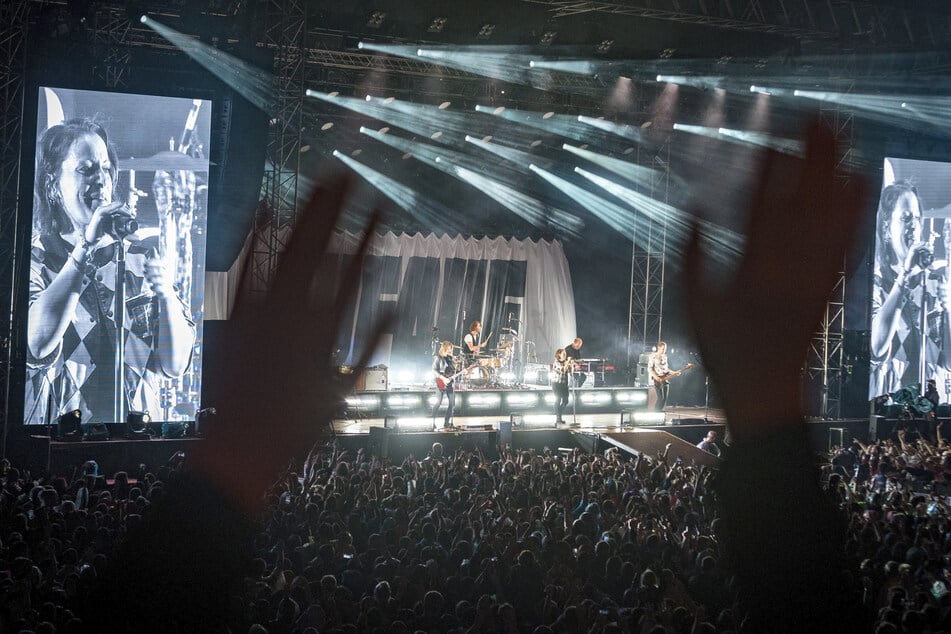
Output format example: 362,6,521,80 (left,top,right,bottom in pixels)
113,239,127,425
703,374,711,423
